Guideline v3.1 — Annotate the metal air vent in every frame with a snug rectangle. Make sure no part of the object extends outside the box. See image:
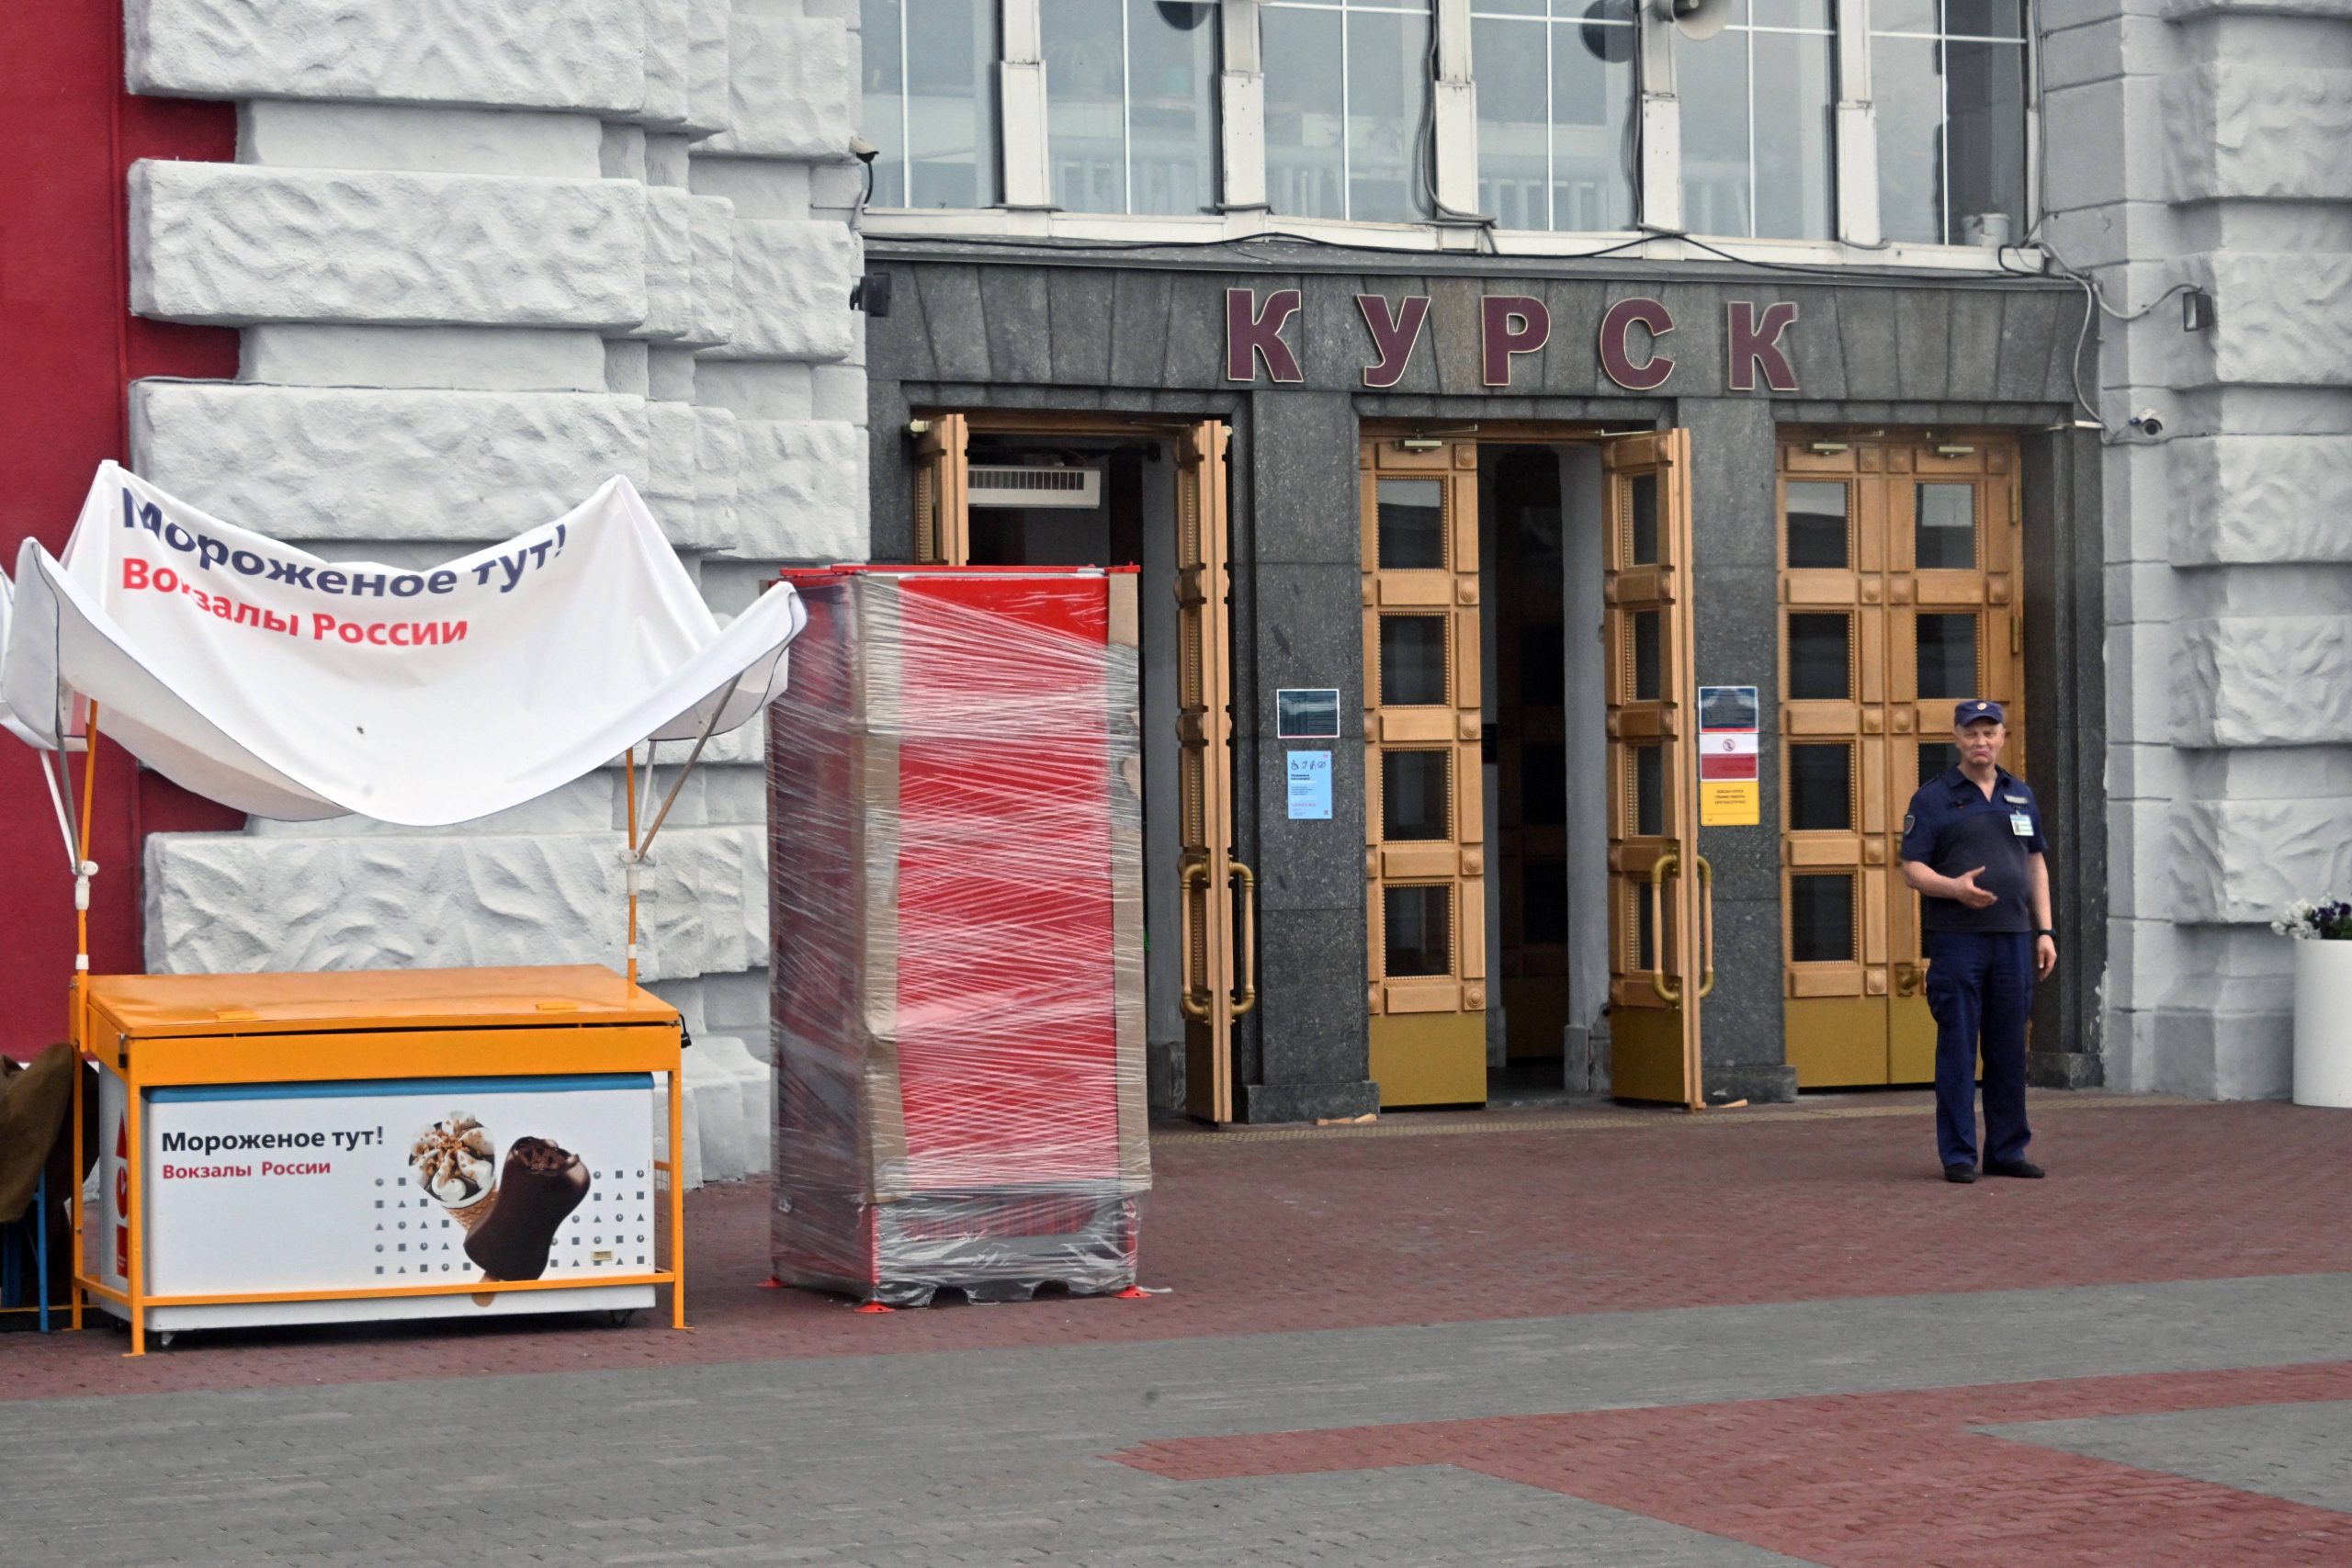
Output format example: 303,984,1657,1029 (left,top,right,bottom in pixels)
967,464,1102,509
